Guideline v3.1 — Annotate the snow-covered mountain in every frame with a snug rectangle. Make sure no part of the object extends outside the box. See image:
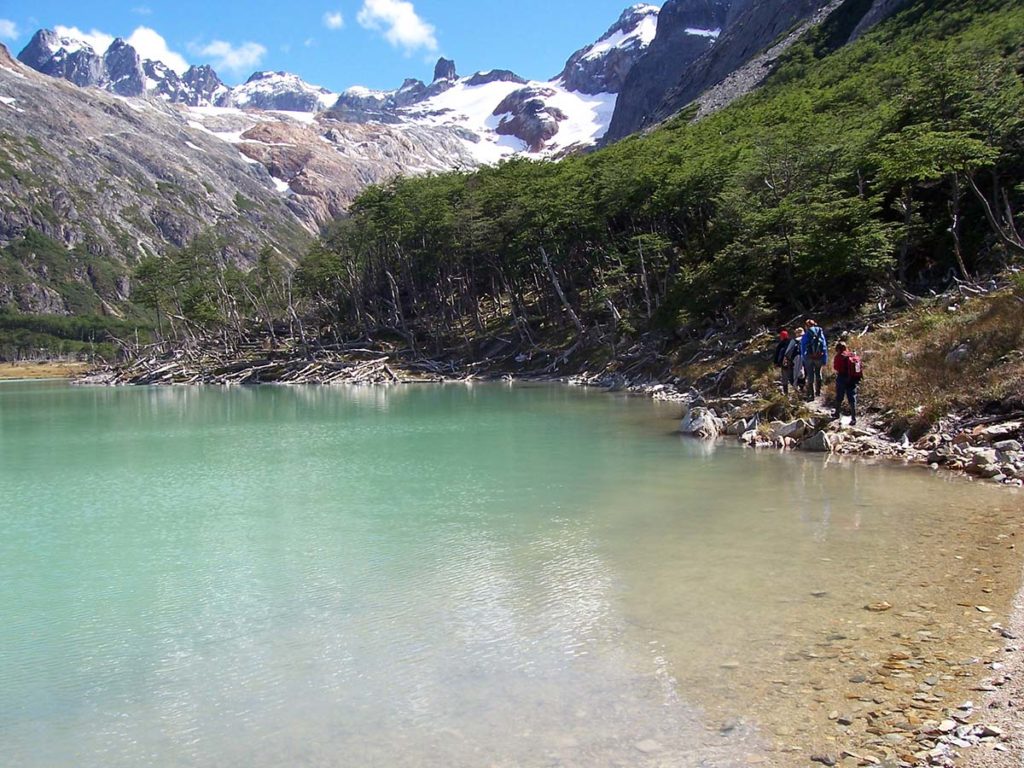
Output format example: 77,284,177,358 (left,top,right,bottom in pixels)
225,71,338,112
18,4,660,160
8,3,663,252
